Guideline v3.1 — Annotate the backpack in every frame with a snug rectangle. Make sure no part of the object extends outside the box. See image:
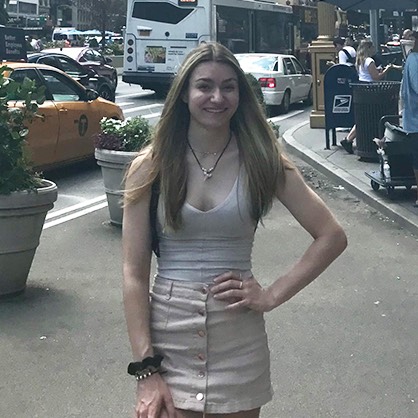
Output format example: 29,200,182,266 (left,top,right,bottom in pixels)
342,48,356,65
